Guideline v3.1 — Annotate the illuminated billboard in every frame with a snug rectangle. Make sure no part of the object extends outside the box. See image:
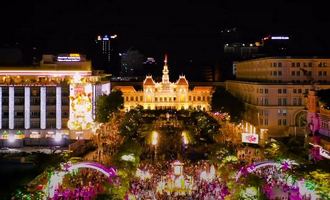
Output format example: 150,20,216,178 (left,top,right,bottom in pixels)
57,54,81,62
67,74,94,130
242,133,259,144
